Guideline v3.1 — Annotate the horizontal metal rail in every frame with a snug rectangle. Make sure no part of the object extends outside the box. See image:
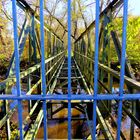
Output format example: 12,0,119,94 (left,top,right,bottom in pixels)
24,58,65,139
49,59,65,94
0,94,140,100
0,51,65,91
0,54,65,129
76,58,140,129
21,55,64,138
25,109,43,140
8,56,64,139
1,0,137,139
26,55,65,95
73,58,114,140
74,51,140,91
